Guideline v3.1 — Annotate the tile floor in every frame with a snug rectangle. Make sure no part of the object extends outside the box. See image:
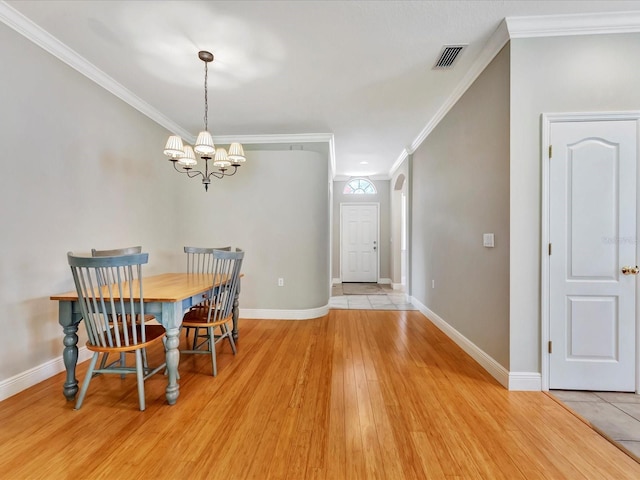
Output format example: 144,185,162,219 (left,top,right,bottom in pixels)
550,390,640,462
329,283,417,311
